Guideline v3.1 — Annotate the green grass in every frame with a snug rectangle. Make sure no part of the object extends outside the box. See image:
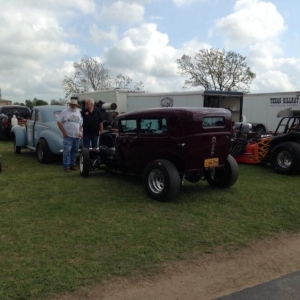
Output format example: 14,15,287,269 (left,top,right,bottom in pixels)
0,140,300,299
